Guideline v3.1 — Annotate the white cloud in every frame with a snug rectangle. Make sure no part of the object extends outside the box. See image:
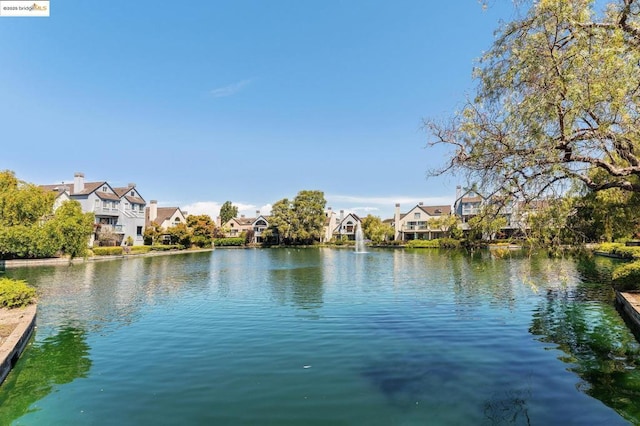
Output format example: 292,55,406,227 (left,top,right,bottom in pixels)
181,201,222,219
181,201,272,221
210,79,252,98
